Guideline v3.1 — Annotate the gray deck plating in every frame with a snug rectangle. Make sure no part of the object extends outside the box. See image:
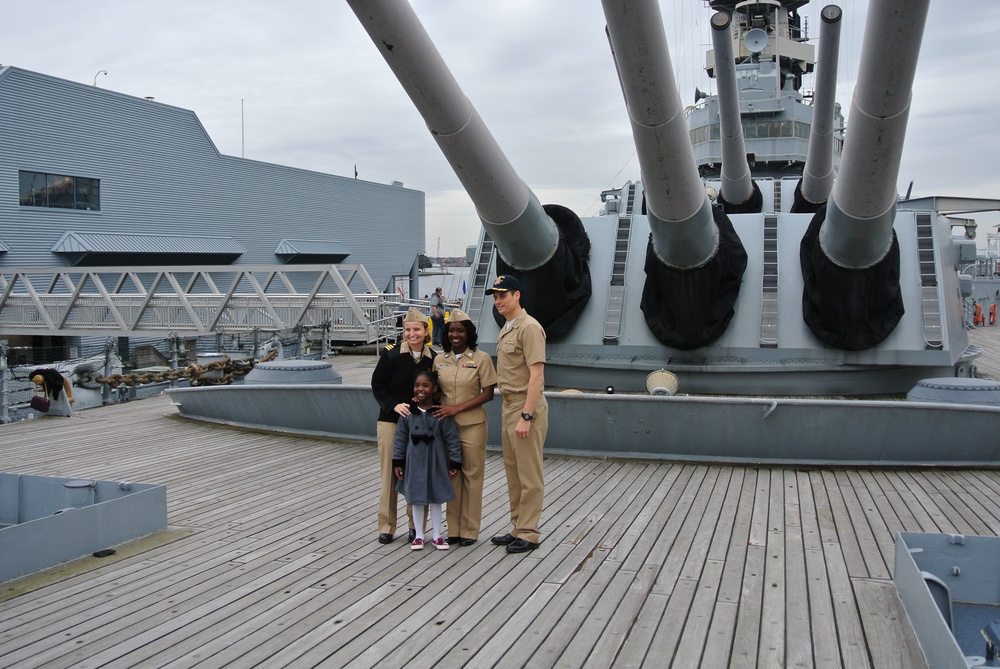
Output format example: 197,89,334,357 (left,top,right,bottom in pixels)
0,474,166,583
